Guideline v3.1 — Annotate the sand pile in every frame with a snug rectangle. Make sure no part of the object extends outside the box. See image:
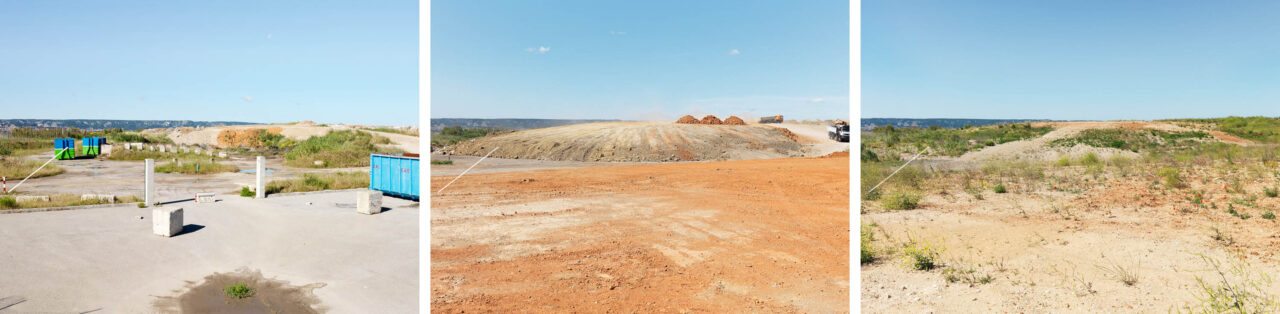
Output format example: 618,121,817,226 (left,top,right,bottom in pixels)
723,116,746,125
444,122,806,162
675,115,699,124
774,127,800,142
700,115,723,125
